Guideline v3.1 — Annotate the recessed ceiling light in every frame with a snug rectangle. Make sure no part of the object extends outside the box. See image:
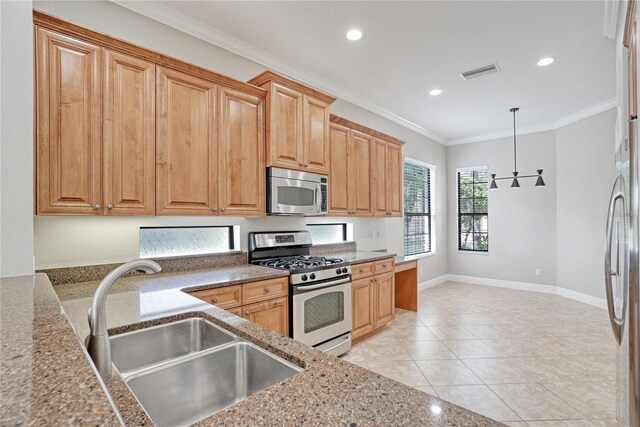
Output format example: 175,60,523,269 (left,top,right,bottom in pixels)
429,89,443,96
346,29,363,41
537,57,555,66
